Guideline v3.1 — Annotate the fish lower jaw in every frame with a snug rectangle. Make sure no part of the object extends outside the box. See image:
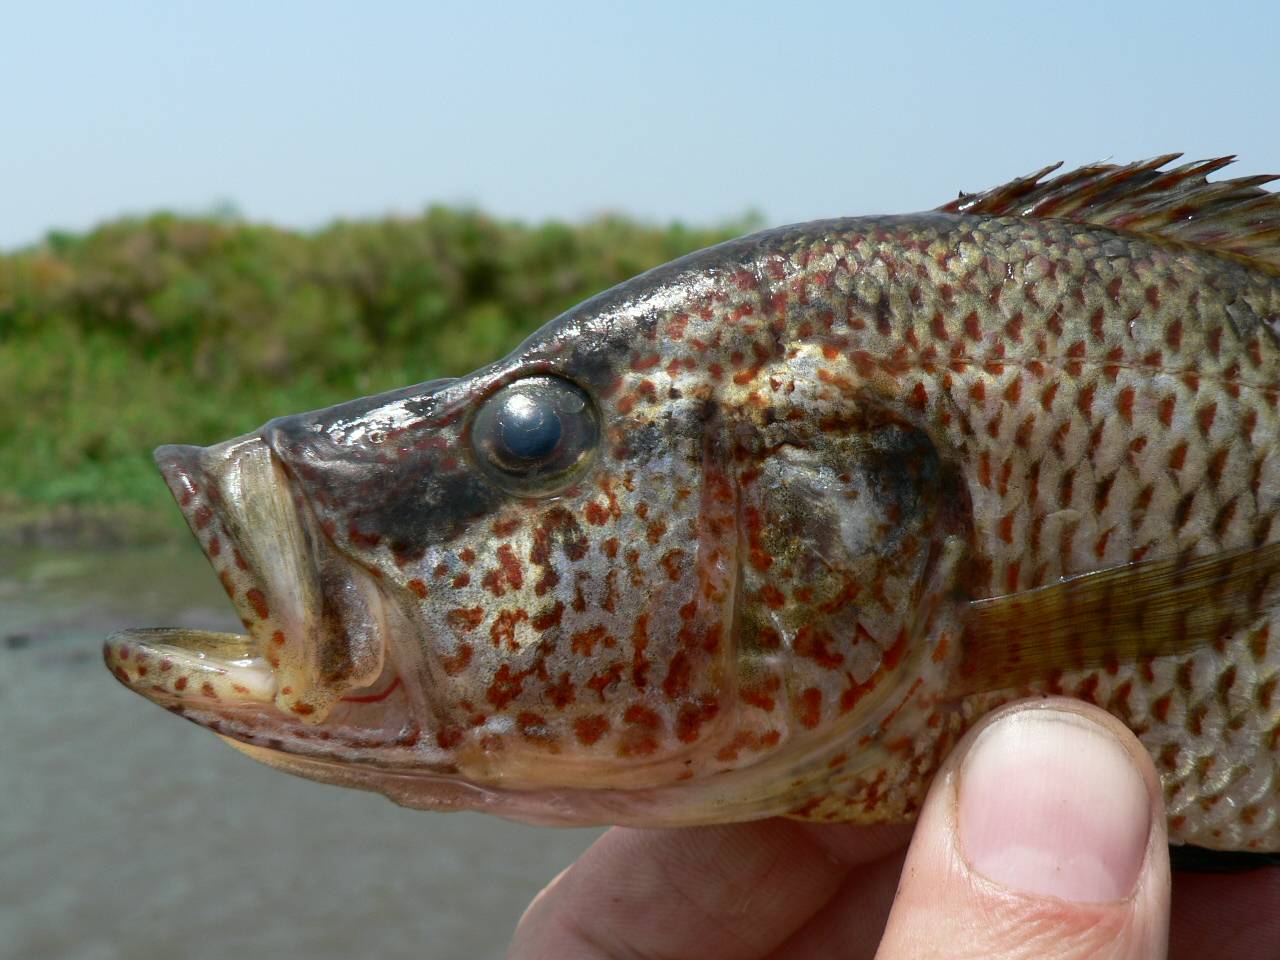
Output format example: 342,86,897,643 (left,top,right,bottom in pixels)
105,627,419,750
106,628,277,708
